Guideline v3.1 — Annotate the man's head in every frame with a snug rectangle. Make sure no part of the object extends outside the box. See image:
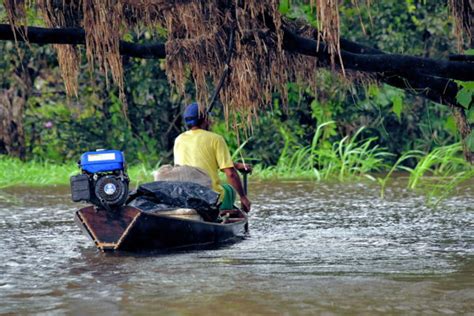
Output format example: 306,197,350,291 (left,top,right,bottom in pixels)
183,102,210,130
